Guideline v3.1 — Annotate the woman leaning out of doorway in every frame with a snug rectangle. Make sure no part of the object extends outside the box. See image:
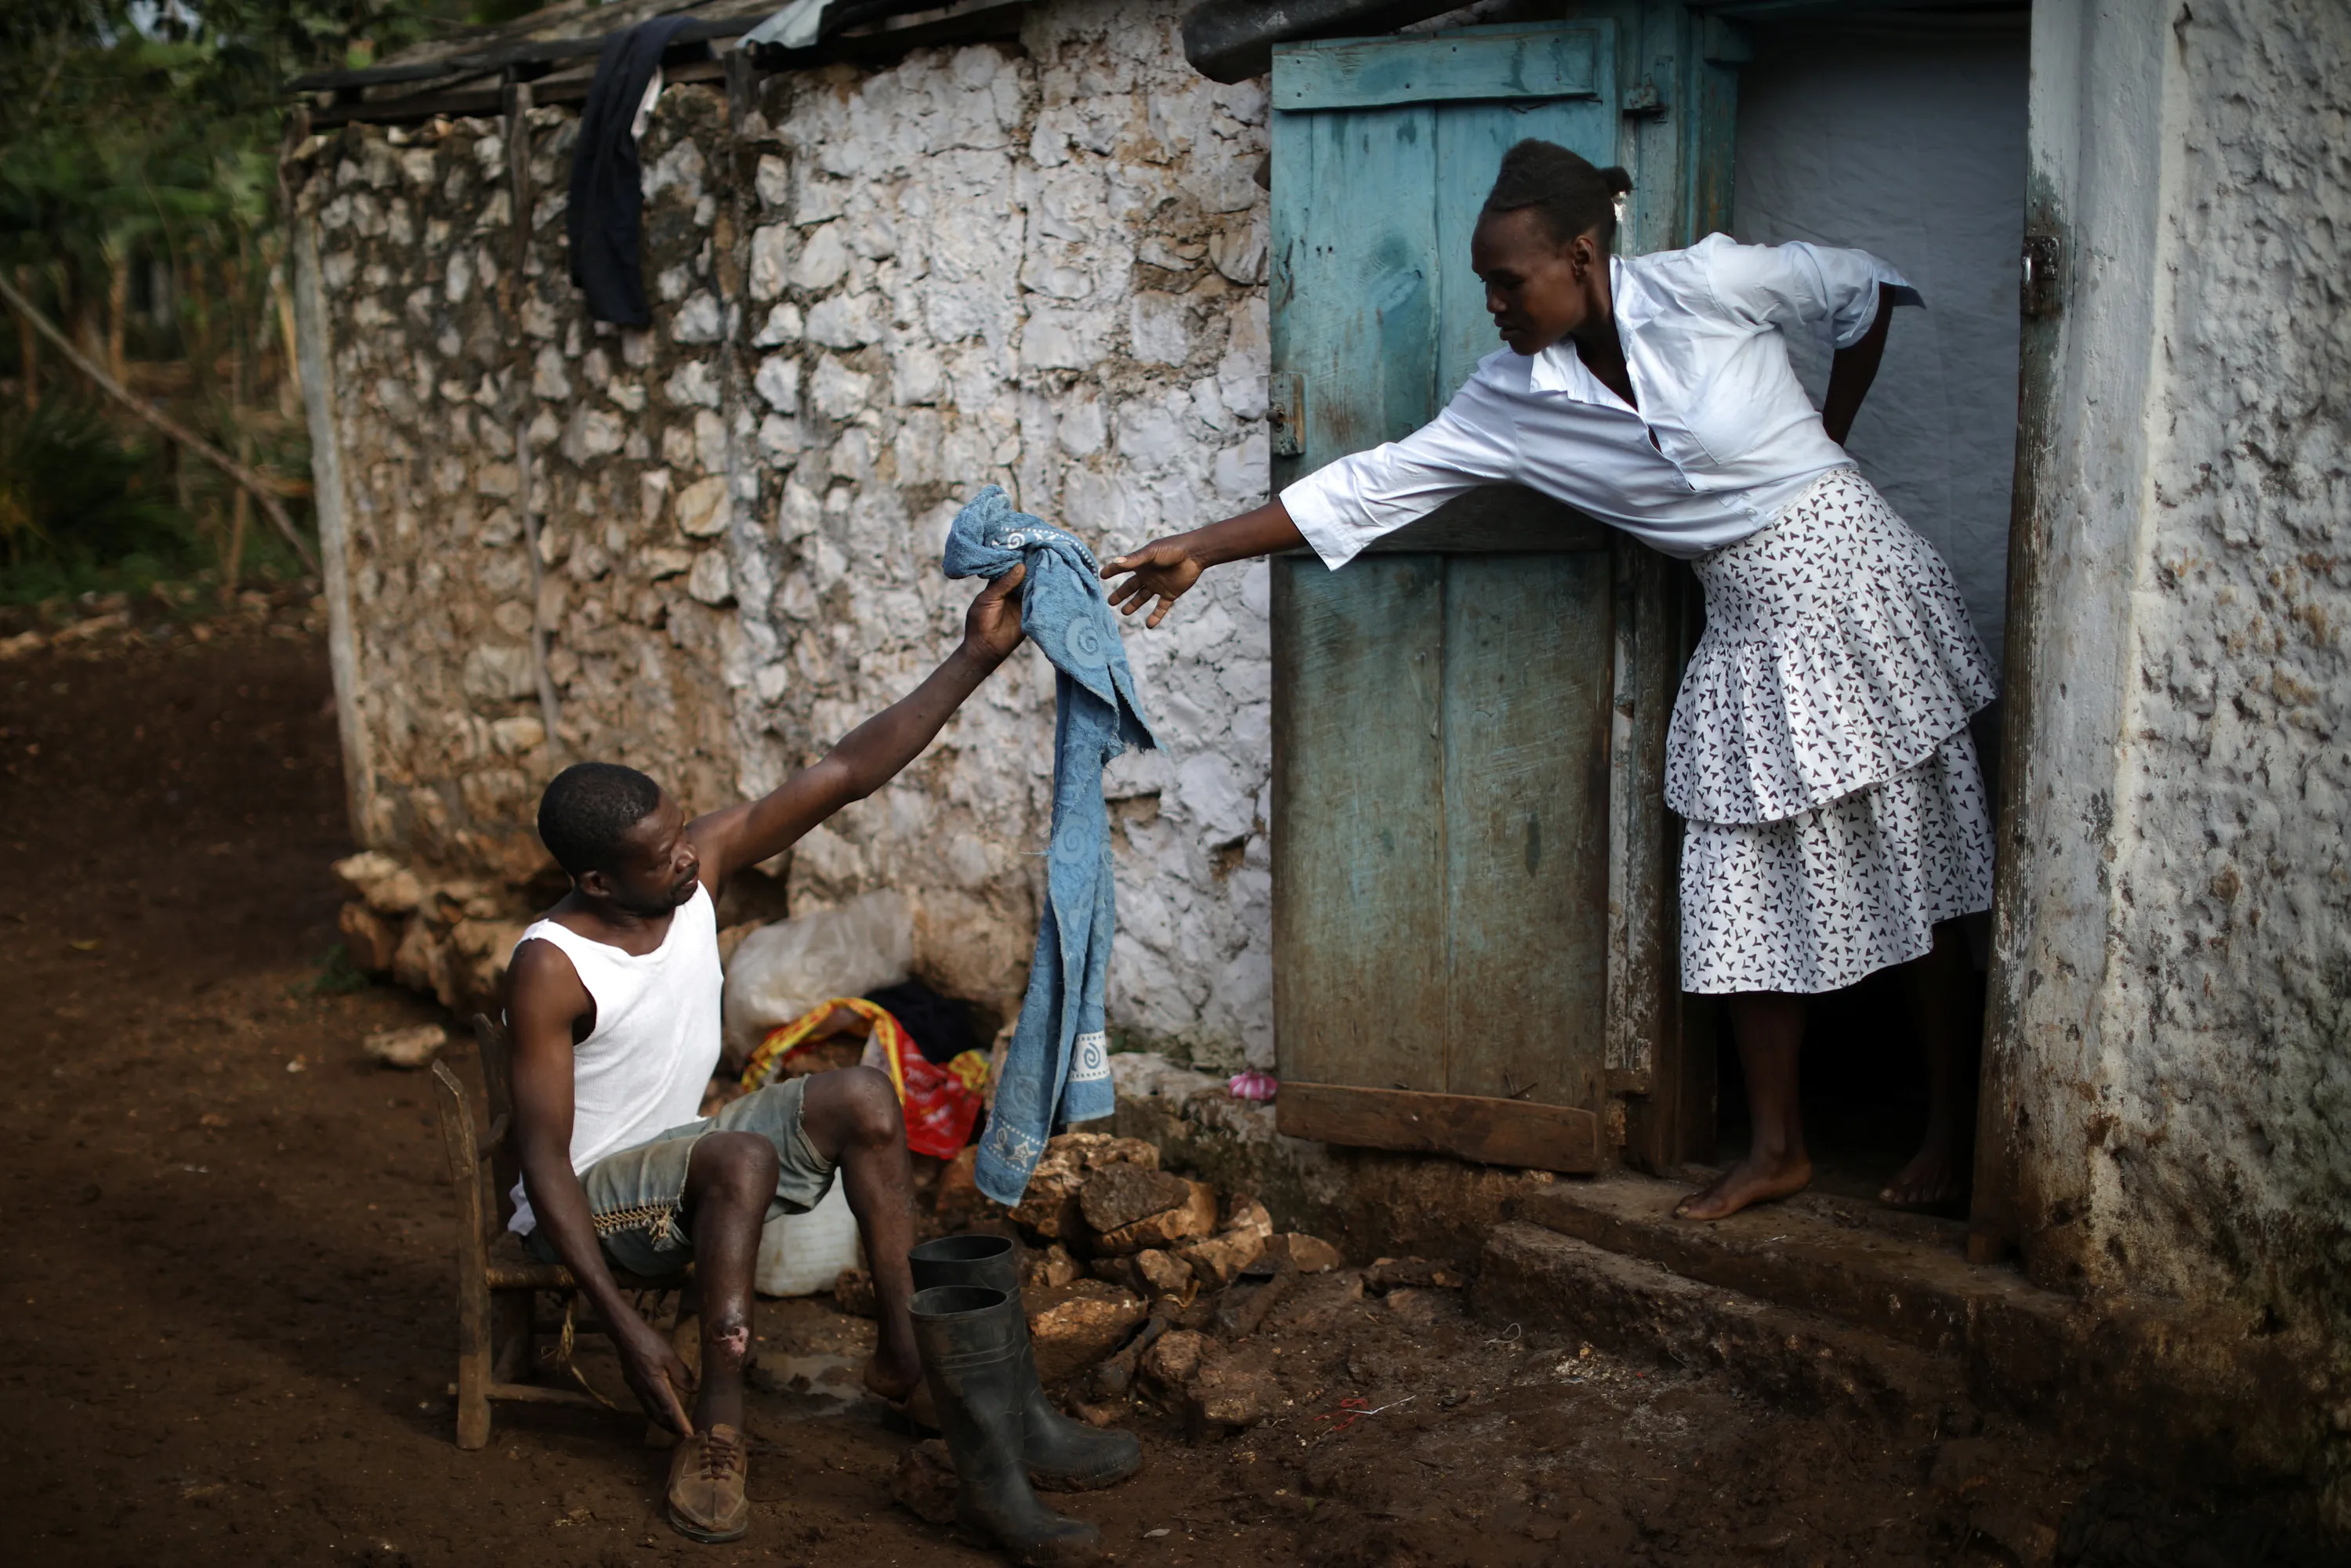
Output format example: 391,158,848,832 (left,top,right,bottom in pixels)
1098,139,1997,1222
